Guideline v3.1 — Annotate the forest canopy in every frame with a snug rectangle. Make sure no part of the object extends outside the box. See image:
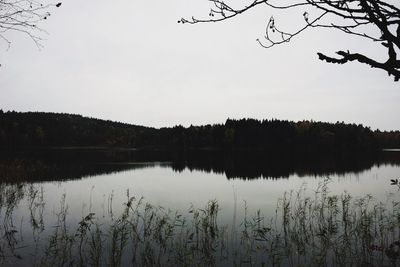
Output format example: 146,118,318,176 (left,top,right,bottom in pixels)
1,111,399,152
